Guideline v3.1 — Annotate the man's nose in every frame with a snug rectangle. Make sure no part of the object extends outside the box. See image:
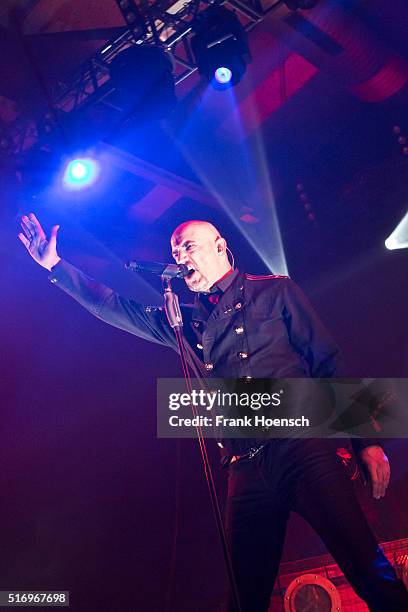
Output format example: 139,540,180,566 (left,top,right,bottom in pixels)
176,252,188,265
